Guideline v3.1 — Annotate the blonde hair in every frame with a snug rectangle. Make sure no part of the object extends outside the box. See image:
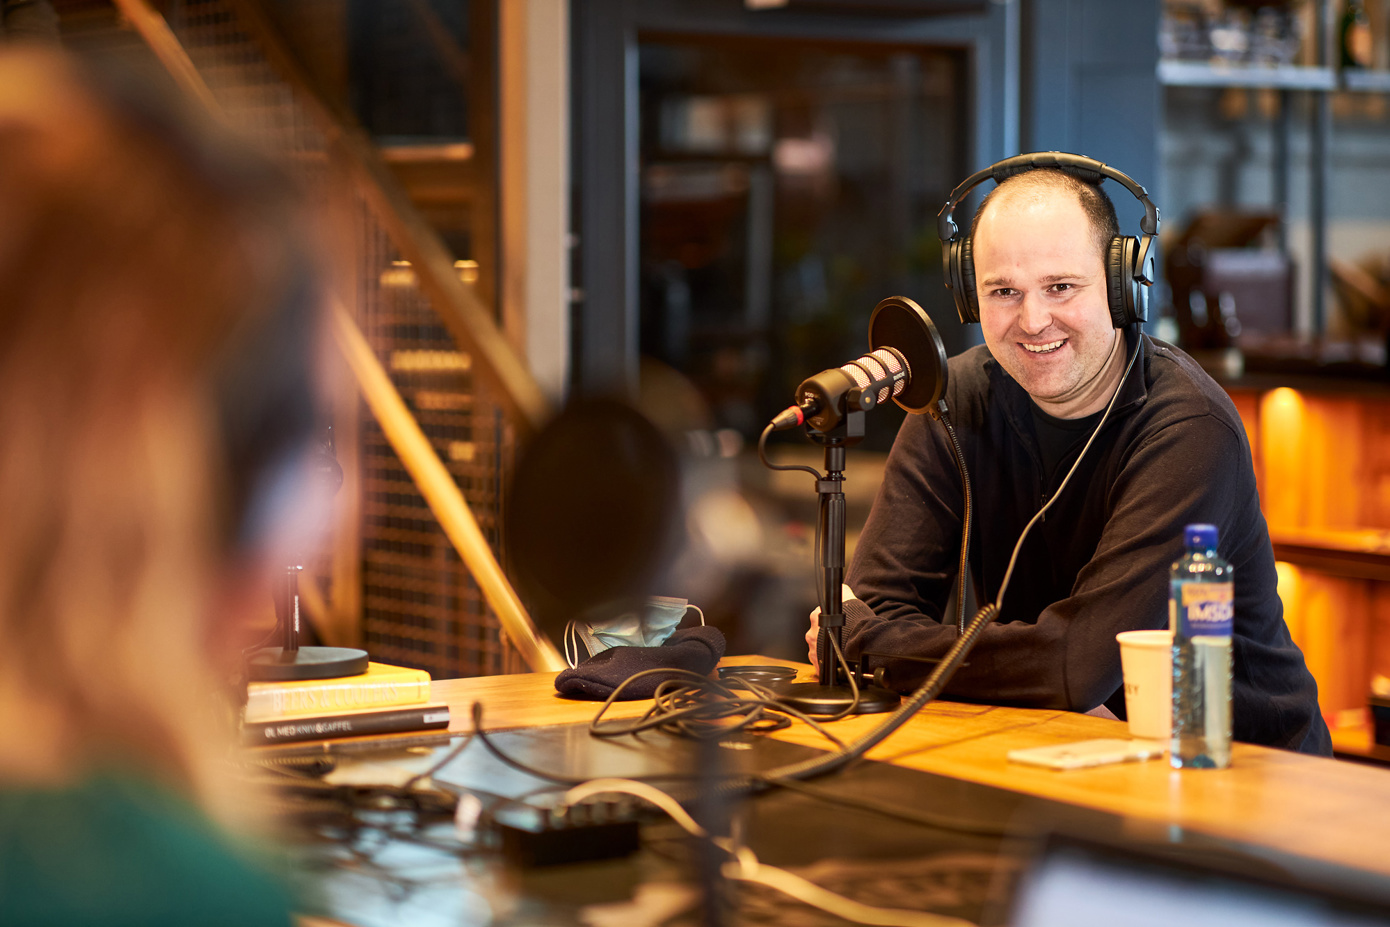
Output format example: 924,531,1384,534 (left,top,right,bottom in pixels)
0,48,315,824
